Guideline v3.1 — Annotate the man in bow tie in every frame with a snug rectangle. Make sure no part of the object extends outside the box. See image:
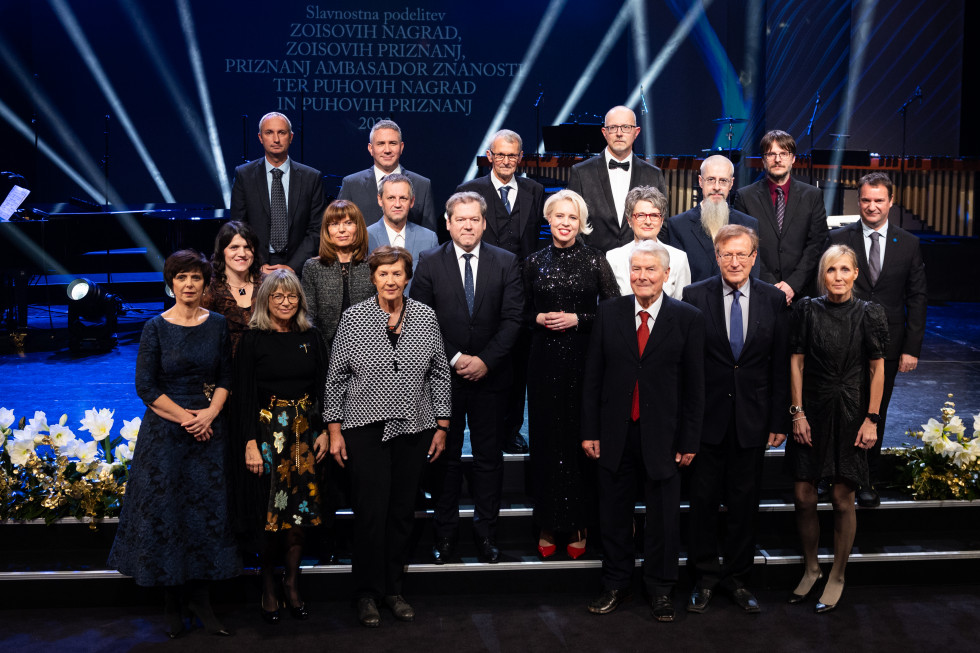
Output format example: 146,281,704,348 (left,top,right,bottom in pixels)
567,105,668,253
